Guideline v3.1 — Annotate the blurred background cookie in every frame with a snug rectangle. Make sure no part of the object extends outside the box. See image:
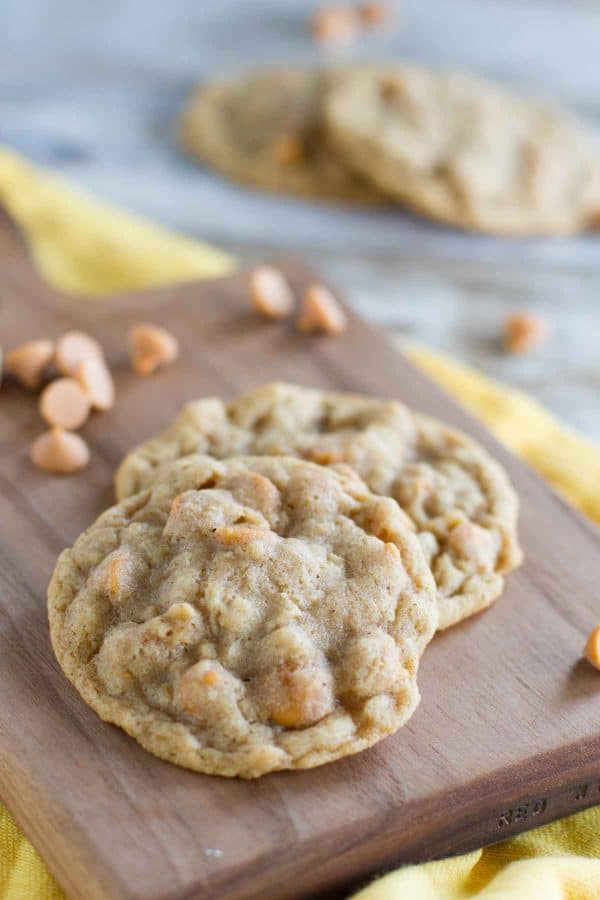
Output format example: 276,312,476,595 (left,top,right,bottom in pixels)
179,67,385,204
324,64,600,235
